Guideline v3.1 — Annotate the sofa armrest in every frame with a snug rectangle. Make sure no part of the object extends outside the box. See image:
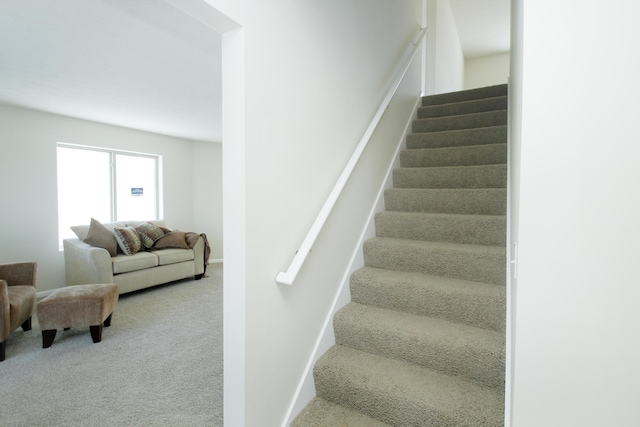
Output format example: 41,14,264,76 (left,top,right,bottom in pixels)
191,235,206,275
63,238,114,286
1,280,9,340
